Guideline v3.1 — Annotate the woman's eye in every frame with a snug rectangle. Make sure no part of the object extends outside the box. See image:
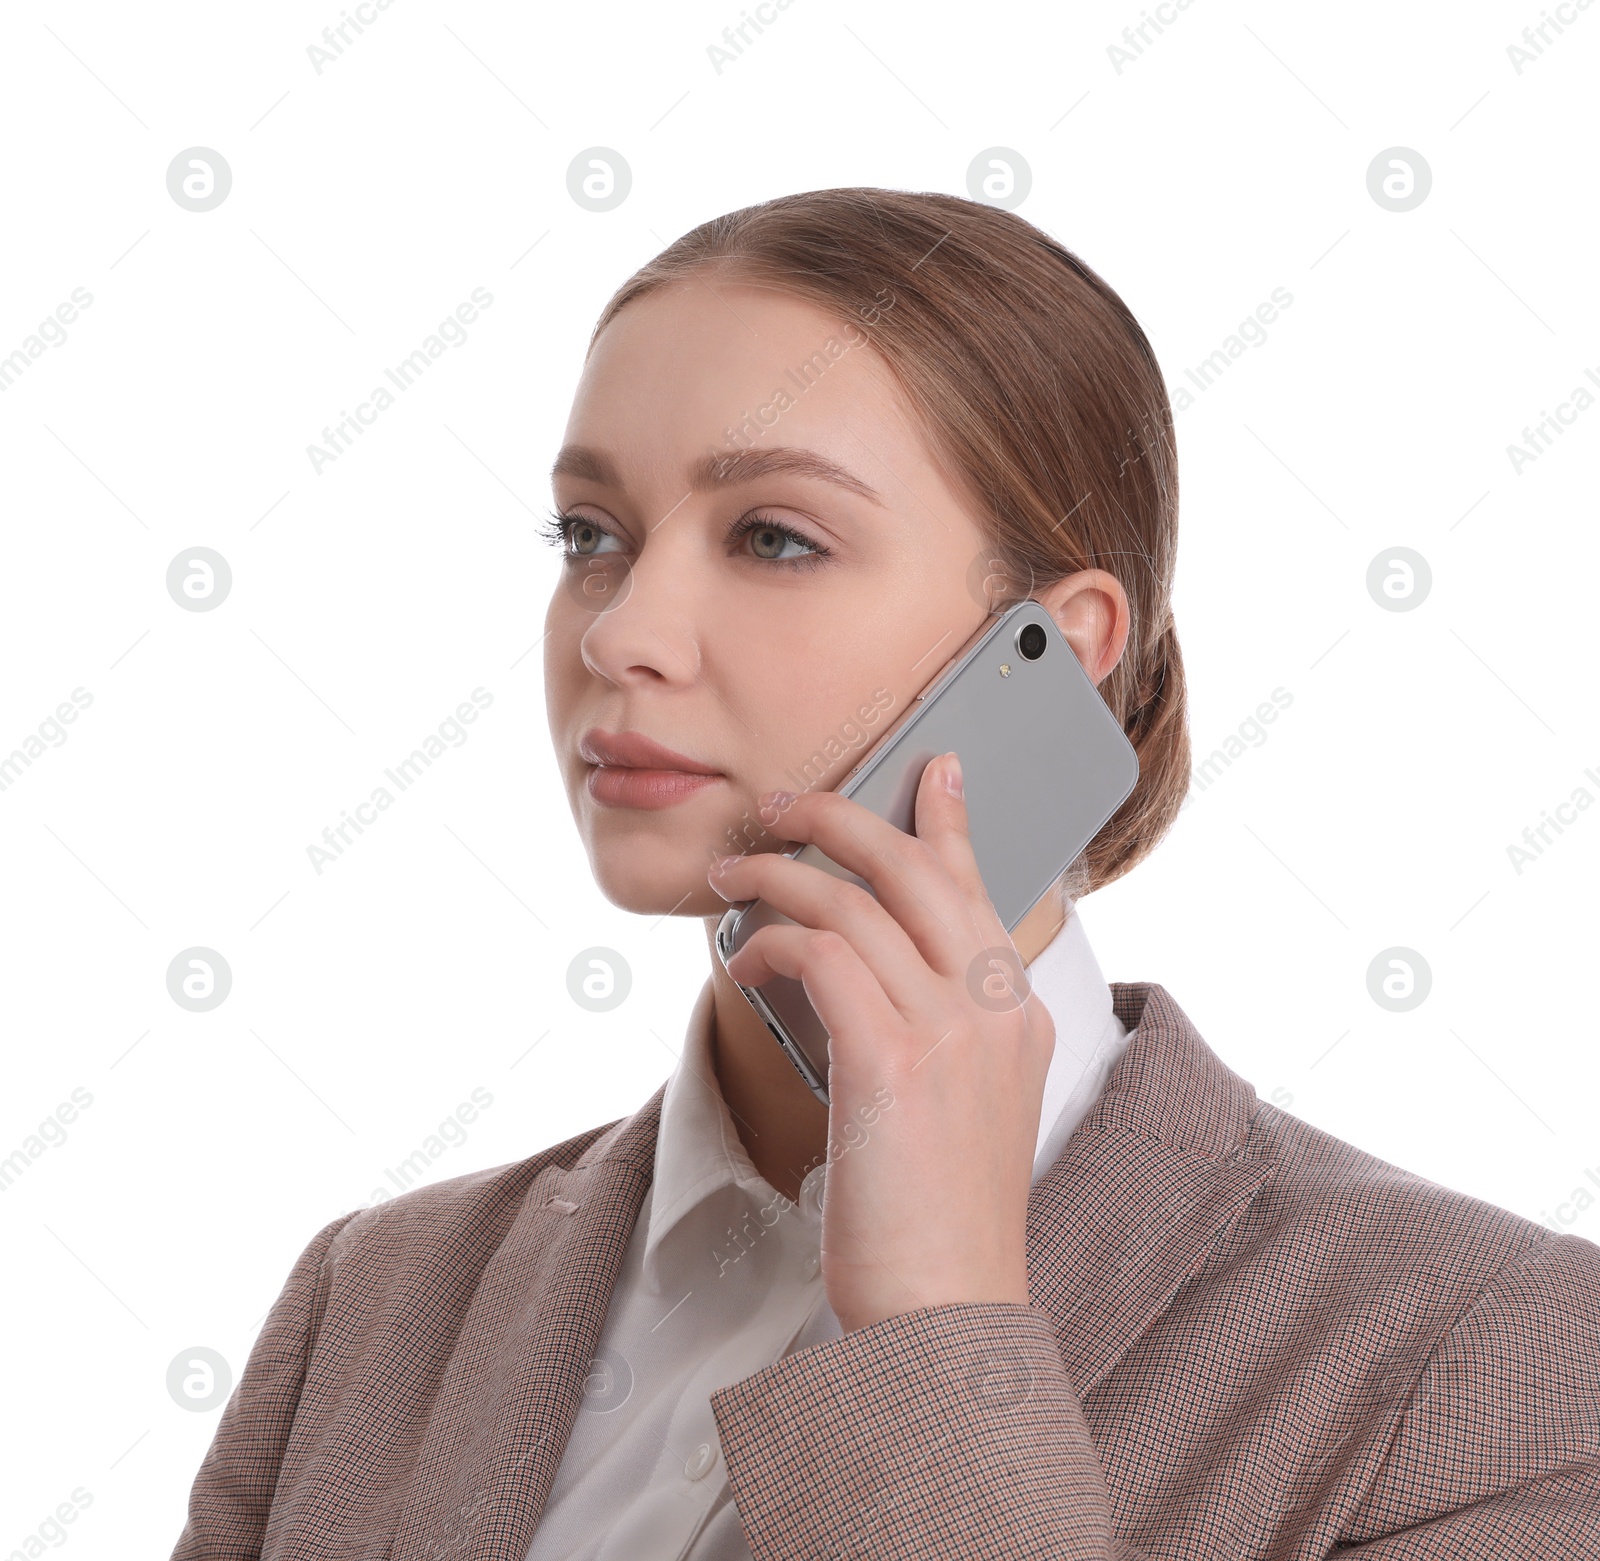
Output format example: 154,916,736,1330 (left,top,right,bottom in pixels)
541,507,829,570
567,518,622,556
732,512,829,568
541,511,623,557
744,522,809,561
